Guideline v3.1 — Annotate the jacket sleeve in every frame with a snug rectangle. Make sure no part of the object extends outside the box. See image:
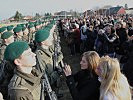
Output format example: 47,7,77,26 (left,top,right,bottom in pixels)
8,89,33,100
66,75,100,100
